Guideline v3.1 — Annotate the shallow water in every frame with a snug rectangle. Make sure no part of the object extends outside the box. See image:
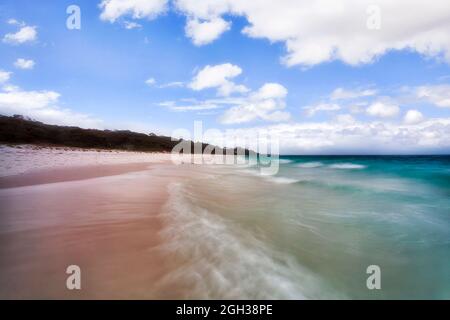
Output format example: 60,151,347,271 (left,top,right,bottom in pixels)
0,156,448,299
161,156,450,299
